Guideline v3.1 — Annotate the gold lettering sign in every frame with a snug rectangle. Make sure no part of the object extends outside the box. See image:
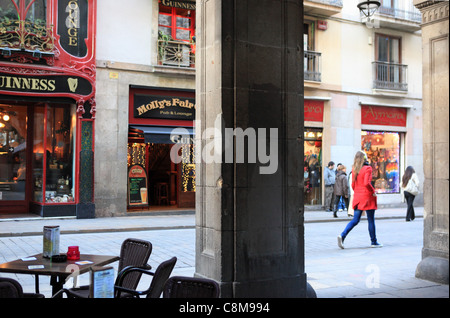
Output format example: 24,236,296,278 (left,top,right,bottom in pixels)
363,106,405,121
361,105,407,127
161,0,196,10
137,98,196,116
0,75,56,92
66,0,80,47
